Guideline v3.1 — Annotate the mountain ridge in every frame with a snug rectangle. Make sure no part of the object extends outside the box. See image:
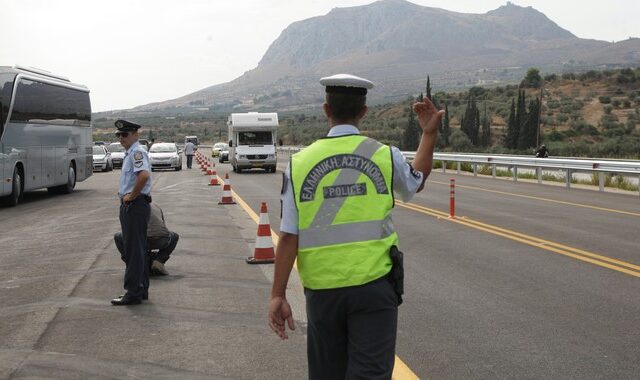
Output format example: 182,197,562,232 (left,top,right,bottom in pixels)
129,0,639,113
